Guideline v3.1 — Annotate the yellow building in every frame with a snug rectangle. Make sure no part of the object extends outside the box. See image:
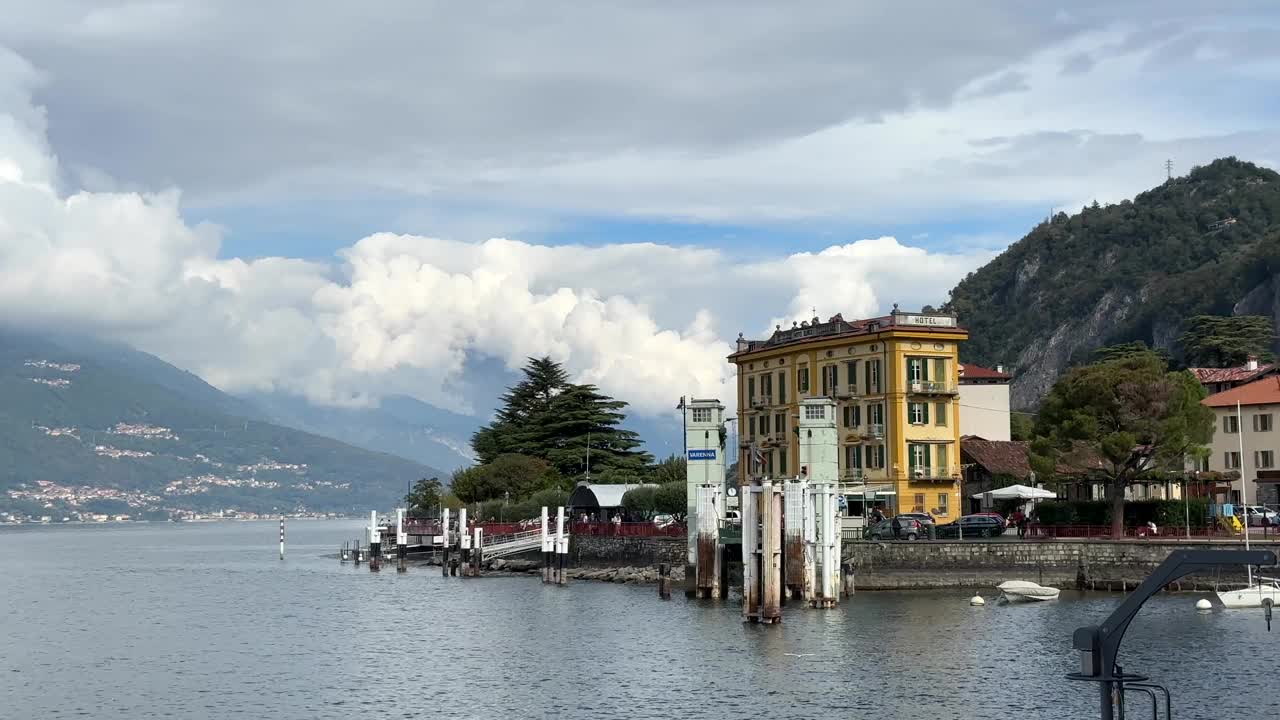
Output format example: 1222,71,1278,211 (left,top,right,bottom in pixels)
728,307,968,522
